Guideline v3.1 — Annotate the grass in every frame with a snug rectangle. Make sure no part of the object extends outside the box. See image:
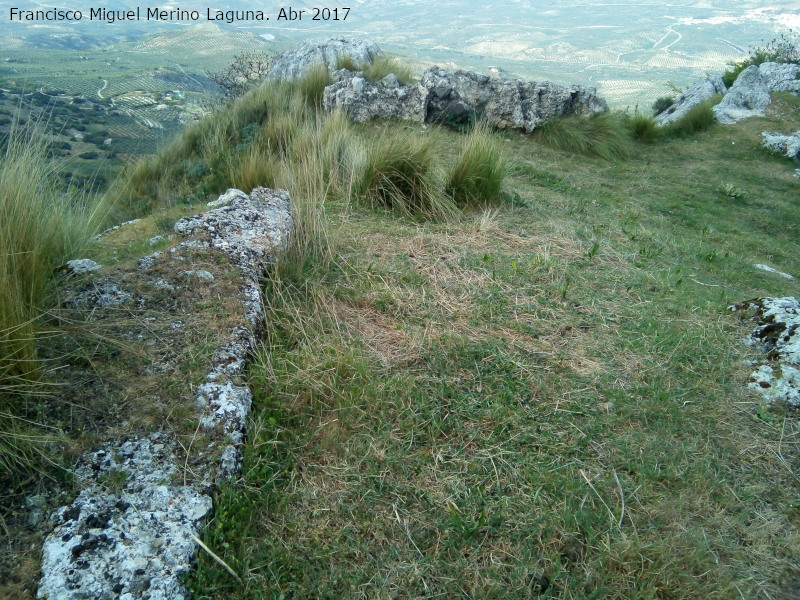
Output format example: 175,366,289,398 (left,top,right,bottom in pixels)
352,130,457,219
363,55,417,85
625,112,661,144
537,112,631,160
187,88,800,600
662,97,720,138
445,122,508,205
0,125,105,480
